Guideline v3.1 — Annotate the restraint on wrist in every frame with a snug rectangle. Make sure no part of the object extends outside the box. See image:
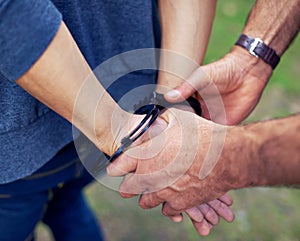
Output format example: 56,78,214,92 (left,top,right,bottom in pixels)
134,91,202,116
152,92,202,116
109,104,159,163
109,91,202,163
235,34,280,69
